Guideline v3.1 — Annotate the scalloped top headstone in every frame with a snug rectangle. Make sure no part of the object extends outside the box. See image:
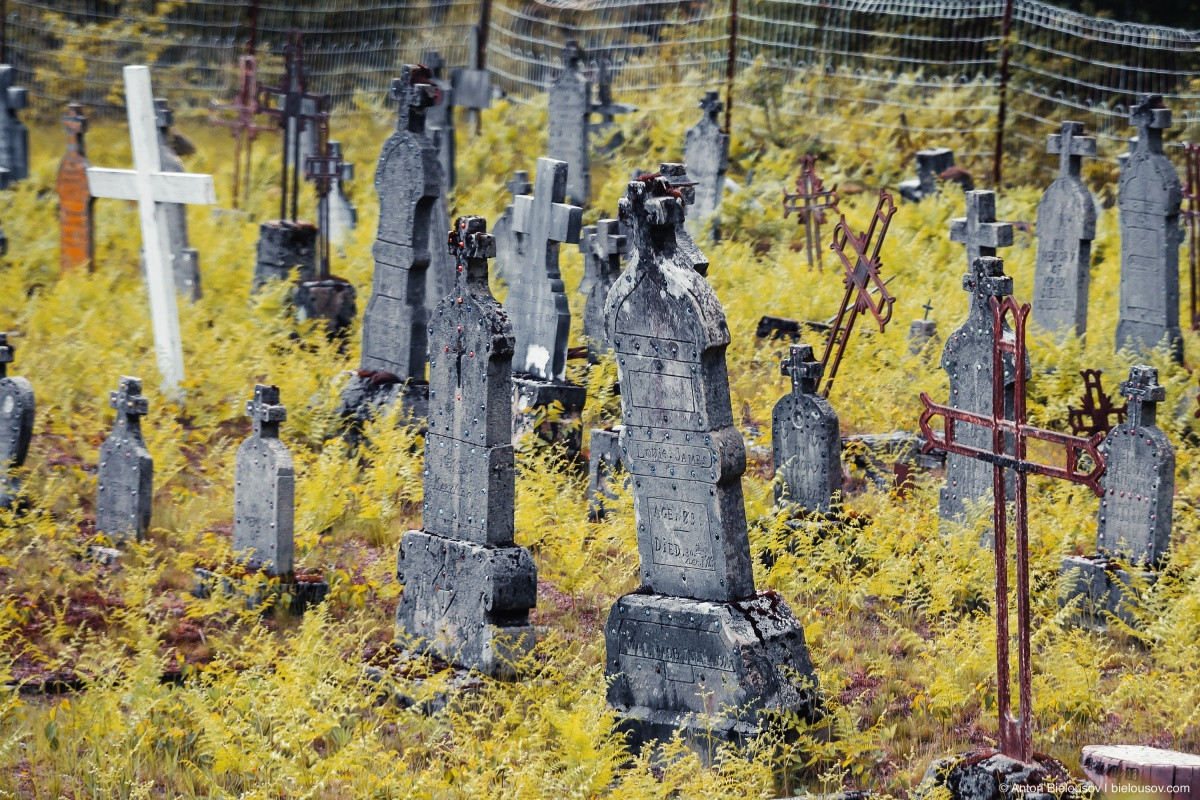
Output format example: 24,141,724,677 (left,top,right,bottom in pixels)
96,376,153,543
154,98,201,301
